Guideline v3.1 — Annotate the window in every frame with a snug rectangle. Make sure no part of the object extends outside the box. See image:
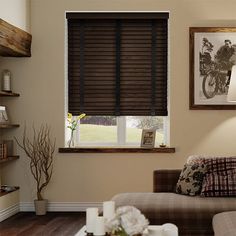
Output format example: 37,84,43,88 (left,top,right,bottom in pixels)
66,13,169,148
65,116,167,147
